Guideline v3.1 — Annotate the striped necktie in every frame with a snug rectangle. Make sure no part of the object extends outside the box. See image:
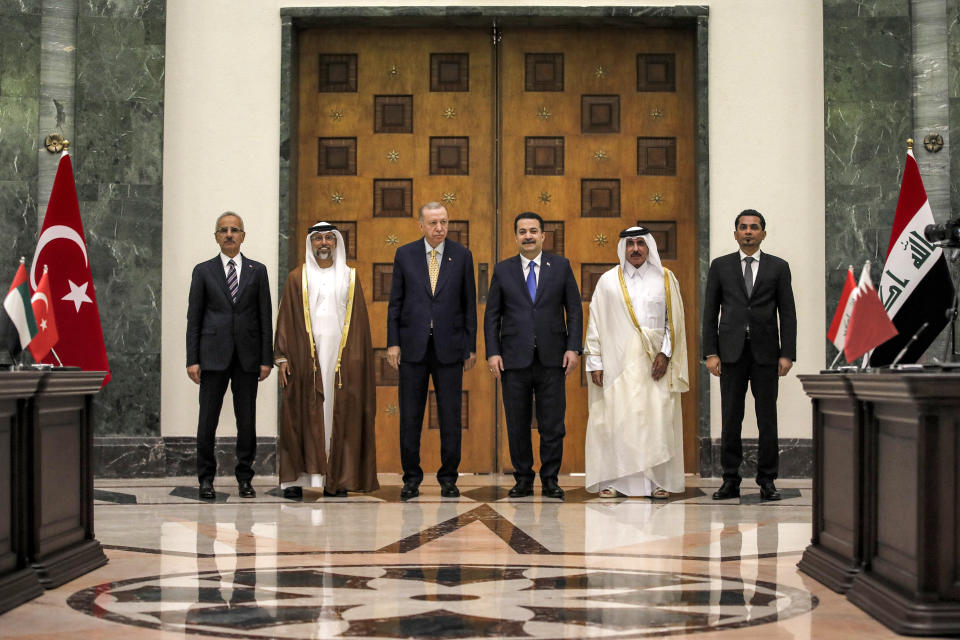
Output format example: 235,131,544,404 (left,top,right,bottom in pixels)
227,259,238,302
